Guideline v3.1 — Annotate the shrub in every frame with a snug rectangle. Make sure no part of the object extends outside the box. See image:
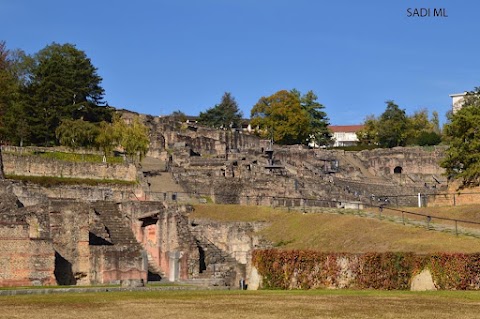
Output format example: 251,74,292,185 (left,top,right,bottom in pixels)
416,131,442,146
252,250,480,290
